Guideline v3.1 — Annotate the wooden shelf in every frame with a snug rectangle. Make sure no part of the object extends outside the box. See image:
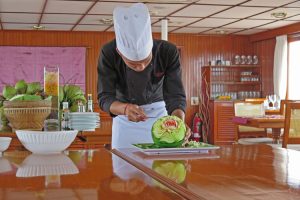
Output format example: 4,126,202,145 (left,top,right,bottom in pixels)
210,81,261,85
201,65,263,145
209,65,260,68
